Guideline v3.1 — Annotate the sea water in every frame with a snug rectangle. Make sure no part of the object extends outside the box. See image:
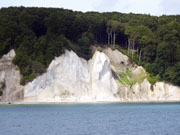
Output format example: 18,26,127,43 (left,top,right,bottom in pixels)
0,103,180,135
